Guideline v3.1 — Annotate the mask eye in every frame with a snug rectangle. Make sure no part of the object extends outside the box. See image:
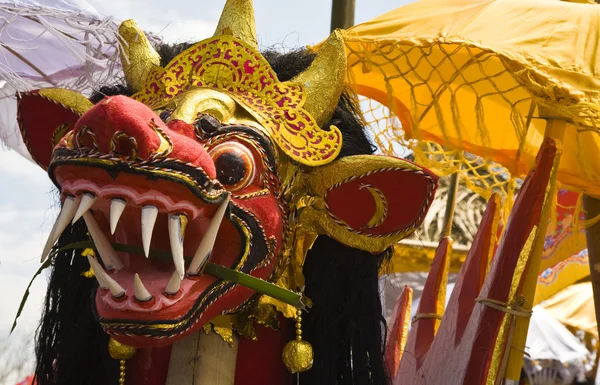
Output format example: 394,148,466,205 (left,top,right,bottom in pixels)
209,142,256,191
